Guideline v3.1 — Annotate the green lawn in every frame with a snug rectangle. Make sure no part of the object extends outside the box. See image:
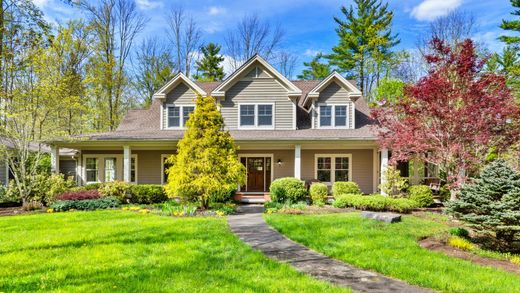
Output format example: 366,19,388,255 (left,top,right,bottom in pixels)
265,213,520,293
0,211,345,292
